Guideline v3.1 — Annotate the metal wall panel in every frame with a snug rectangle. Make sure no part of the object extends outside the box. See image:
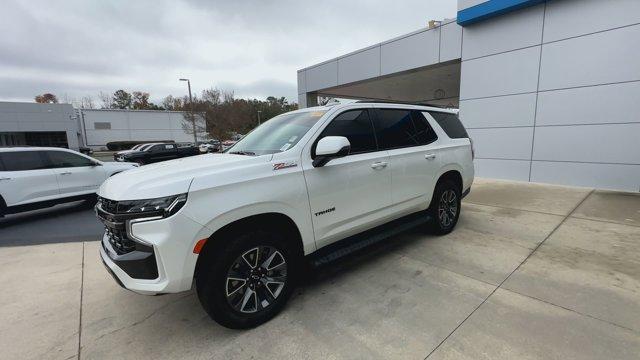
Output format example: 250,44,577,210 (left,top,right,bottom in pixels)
532,123,640,164
461,3,544,60
474,158,531,181
467,127,533,160
544,0,640,42
531,161,640,192
440,22,463,62
539,24,640,91
460,46,540,99
305,61,338,92
459,93,537,128
381,29,439,75
536,81,640,126
338,47,381,85
297,71,306,94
